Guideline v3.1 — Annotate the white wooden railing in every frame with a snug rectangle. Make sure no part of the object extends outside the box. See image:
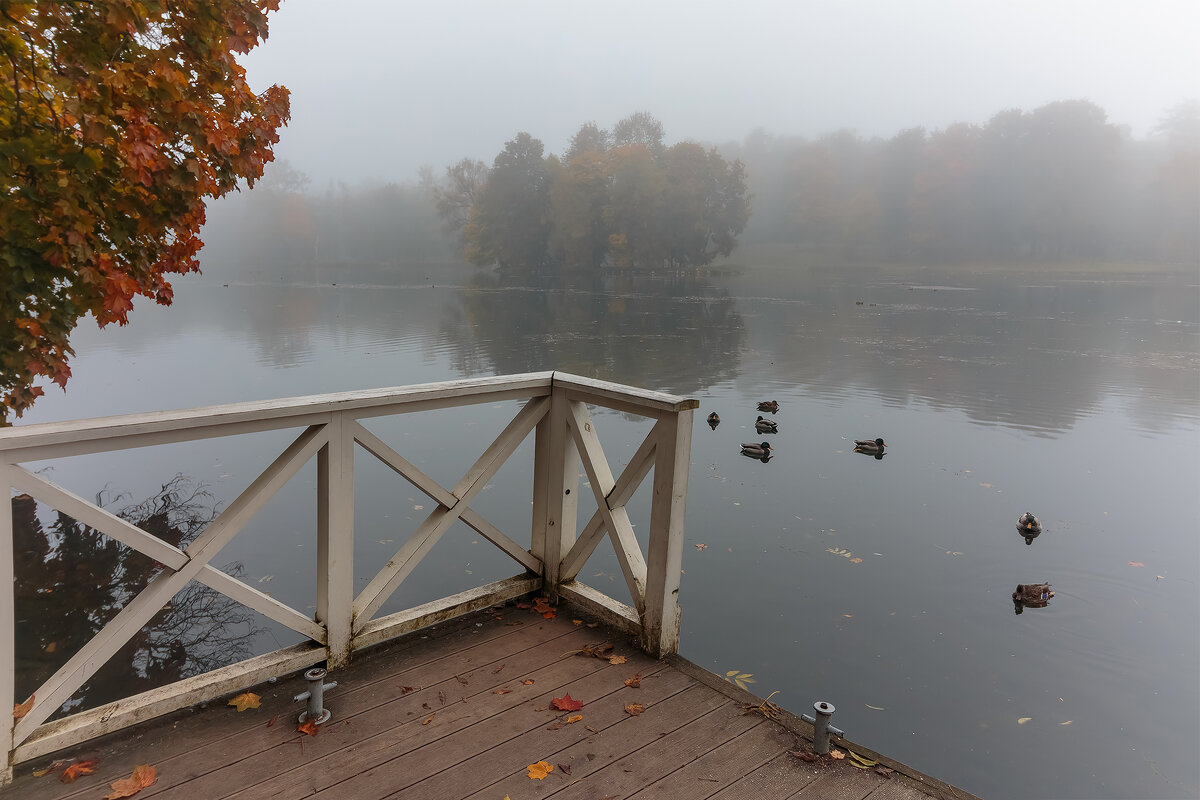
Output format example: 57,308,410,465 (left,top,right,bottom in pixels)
0,371,696,780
